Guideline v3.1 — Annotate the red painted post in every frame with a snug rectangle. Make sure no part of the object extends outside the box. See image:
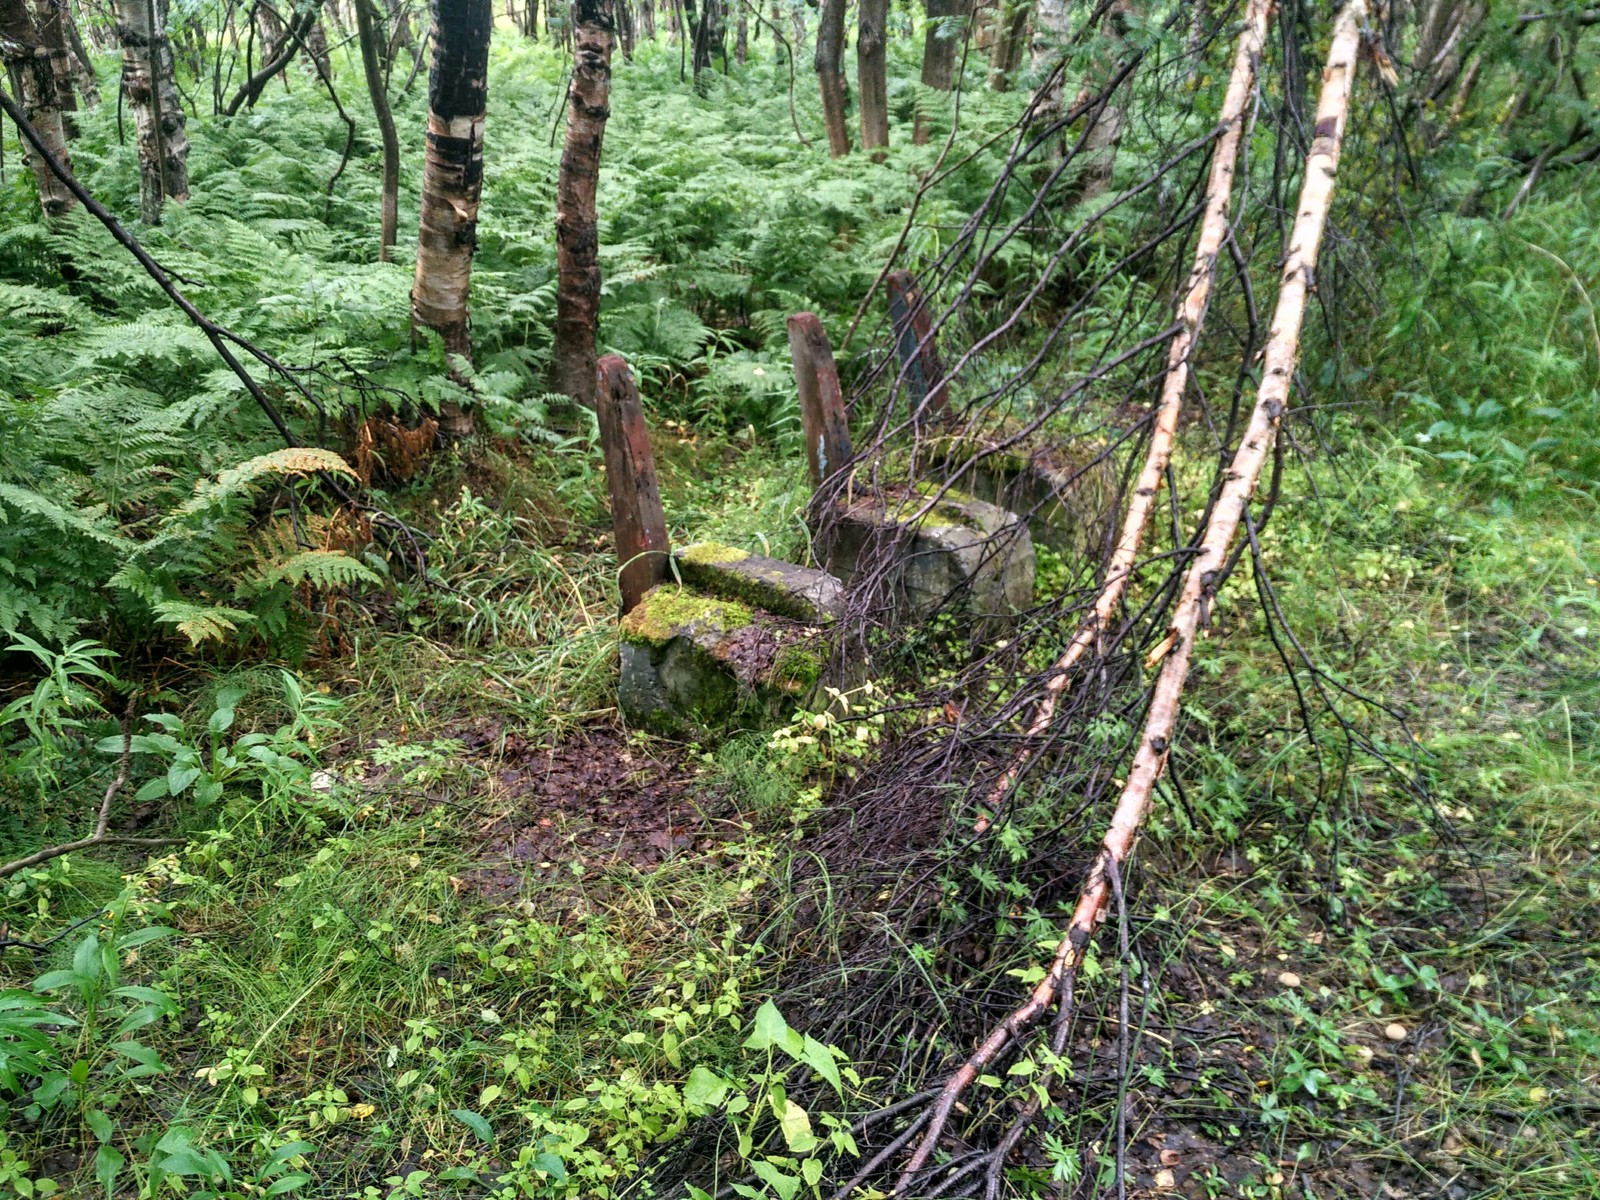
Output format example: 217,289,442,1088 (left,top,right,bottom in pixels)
786,312,853,486
597,354,670,614
885,269,951,420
